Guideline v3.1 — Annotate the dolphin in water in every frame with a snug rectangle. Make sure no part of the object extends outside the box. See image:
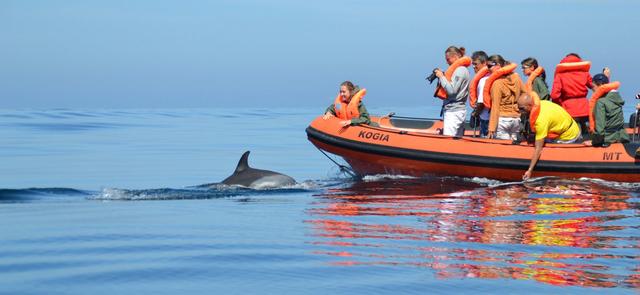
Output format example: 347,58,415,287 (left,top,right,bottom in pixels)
222,151,296,189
